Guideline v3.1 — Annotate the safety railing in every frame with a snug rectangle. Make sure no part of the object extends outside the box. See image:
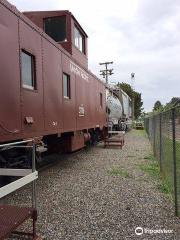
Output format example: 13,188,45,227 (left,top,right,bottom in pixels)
0,139,38,208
